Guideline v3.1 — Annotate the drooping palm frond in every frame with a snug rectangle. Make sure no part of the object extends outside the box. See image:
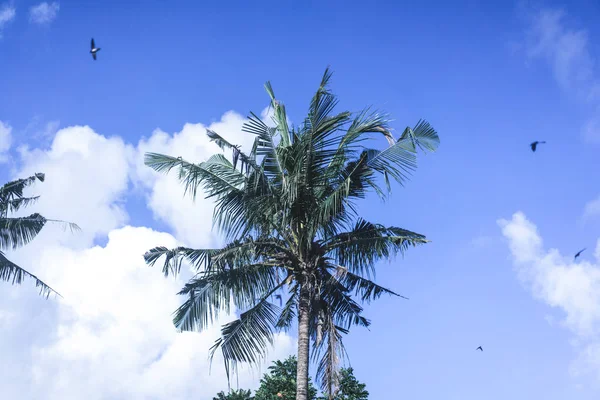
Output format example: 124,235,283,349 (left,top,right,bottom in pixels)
312,313,348,398
0,250,60,298
210,299,281,382
0,213,49,250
